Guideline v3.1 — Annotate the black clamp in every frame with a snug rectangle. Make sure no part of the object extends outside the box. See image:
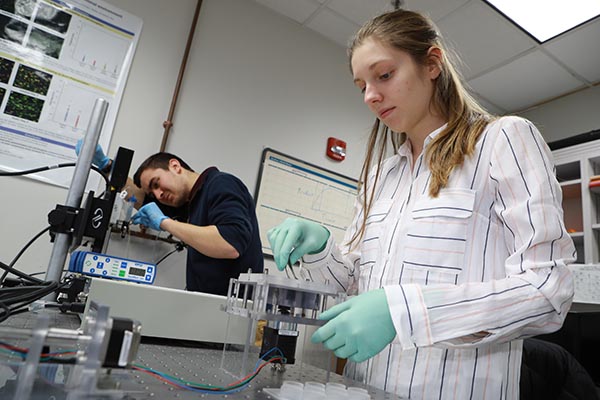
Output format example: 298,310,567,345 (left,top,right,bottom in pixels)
48,205,81,238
